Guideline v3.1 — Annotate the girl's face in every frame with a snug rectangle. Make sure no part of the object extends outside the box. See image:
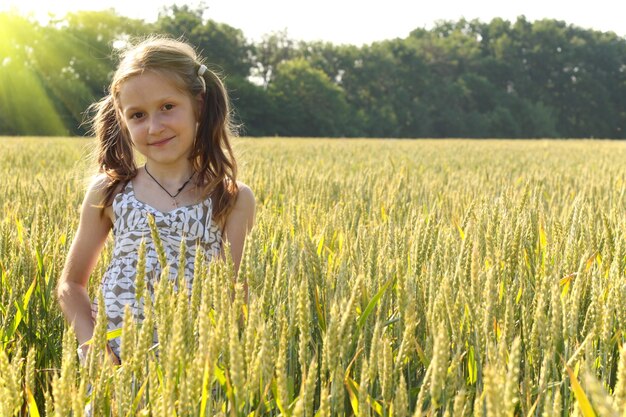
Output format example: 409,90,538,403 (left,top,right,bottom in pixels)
118,71,201,169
